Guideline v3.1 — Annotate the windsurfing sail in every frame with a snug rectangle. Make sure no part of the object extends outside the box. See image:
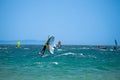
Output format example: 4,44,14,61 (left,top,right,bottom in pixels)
58,41,61,48
39,36,55,56
16,41,20,48
48,36,55,54
115,39,118,47
114,39,118,50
